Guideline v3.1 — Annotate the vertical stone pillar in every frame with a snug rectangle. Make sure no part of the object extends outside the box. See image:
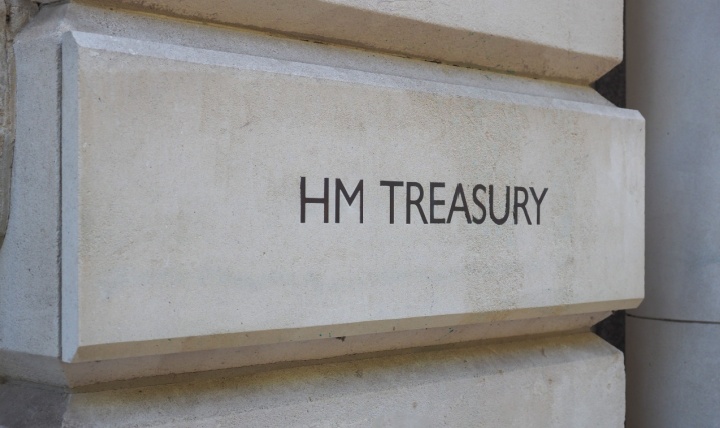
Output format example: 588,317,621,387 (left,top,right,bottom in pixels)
626,1,720,426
